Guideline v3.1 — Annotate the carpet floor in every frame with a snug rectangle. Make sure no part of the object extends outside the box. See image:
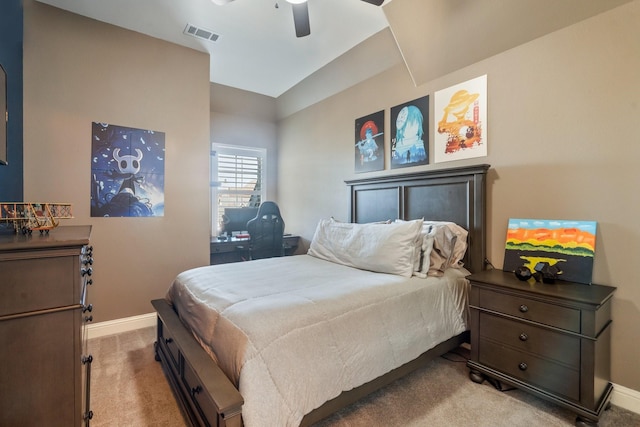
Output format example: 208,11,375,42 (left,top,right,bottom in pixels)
89,327,640,426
